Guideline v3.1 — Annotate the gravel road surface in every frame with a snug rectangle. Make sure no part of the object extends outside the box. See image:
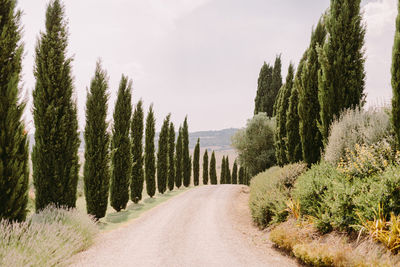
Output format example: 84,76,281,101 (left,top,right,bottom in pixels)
70,185,298,267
